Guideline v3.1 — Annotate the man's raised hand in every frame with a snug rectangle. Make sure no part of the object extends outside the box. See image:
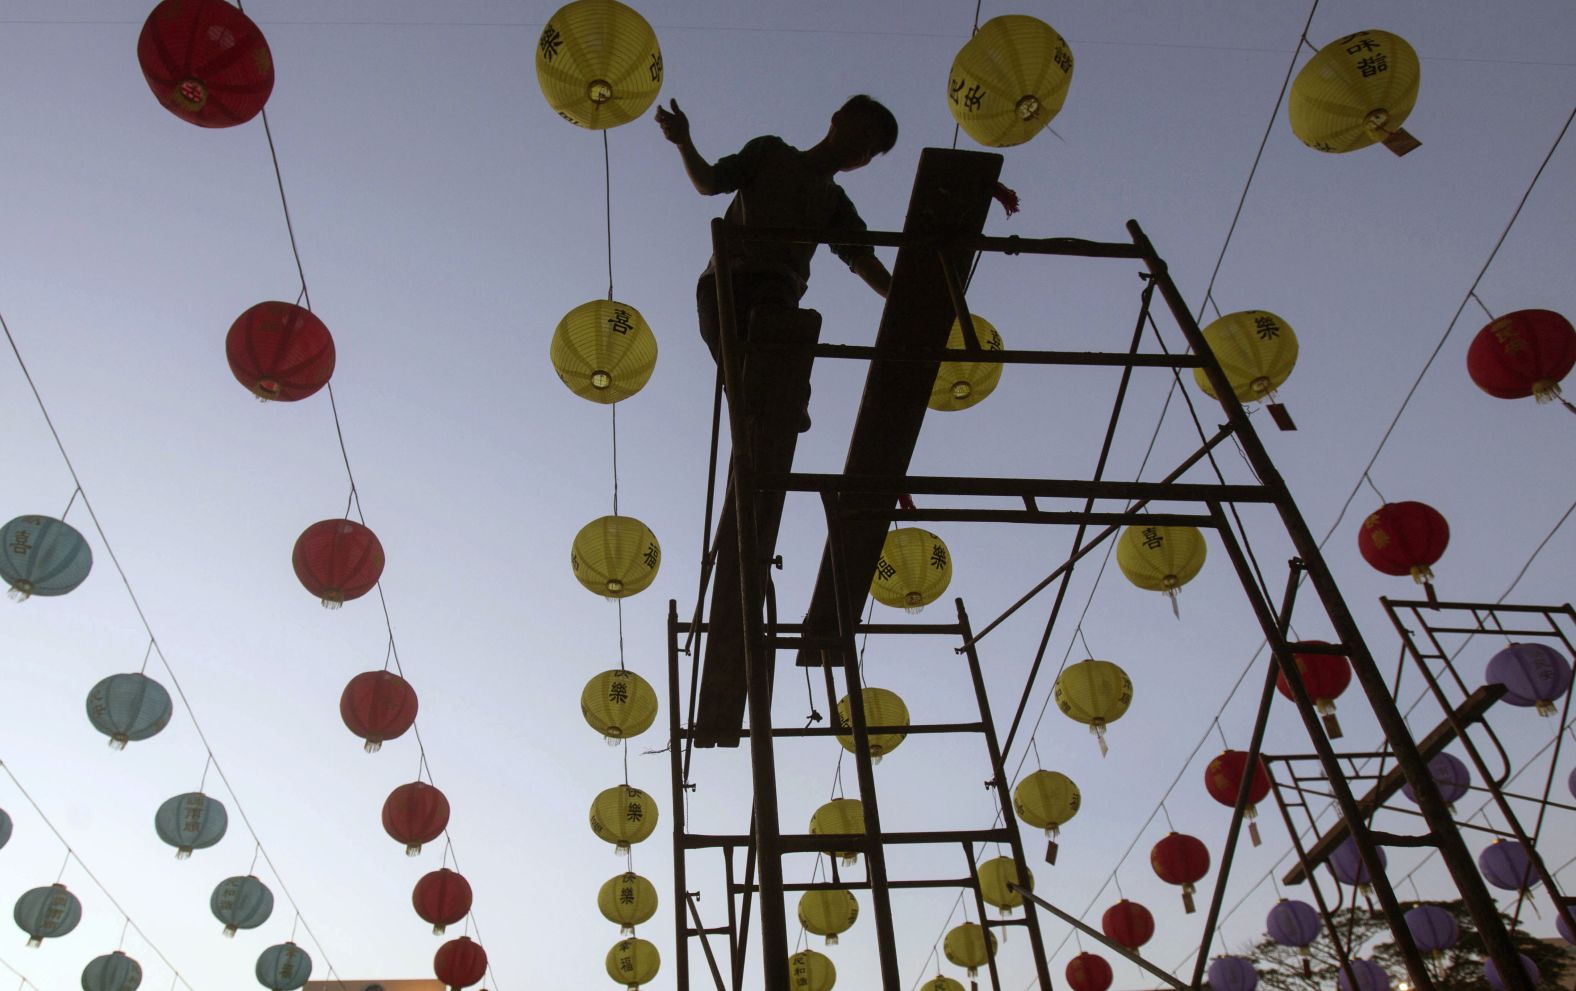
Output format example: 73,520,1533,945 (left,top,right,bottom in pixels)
654,99,690,145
